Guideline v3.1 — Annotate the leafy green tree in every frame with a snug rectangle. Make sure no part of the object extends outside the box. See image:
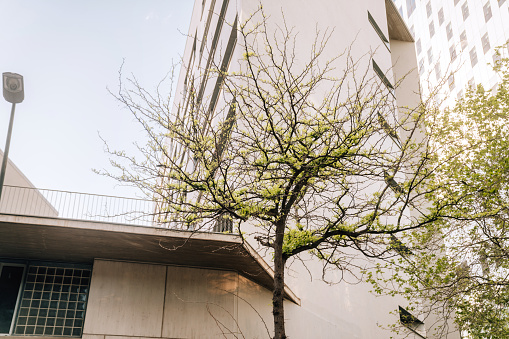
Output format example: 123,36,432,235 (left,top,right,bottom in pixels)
104,10,444,339
372,52,509,339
